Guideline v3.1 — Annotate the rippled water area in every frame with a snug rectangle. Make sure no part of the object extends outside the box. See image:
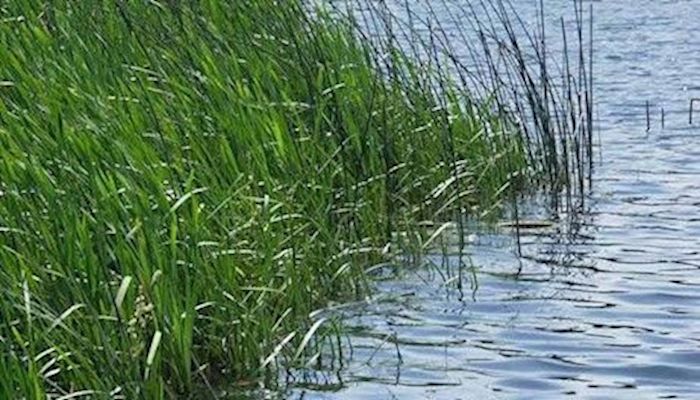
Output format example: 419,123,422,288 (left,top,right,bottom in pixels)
288,1,700,399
